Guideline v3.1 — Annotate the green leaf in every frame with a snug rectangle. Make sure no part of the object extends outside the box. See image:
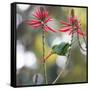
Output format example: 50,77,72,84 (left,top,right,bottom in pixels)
52,42,70,55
